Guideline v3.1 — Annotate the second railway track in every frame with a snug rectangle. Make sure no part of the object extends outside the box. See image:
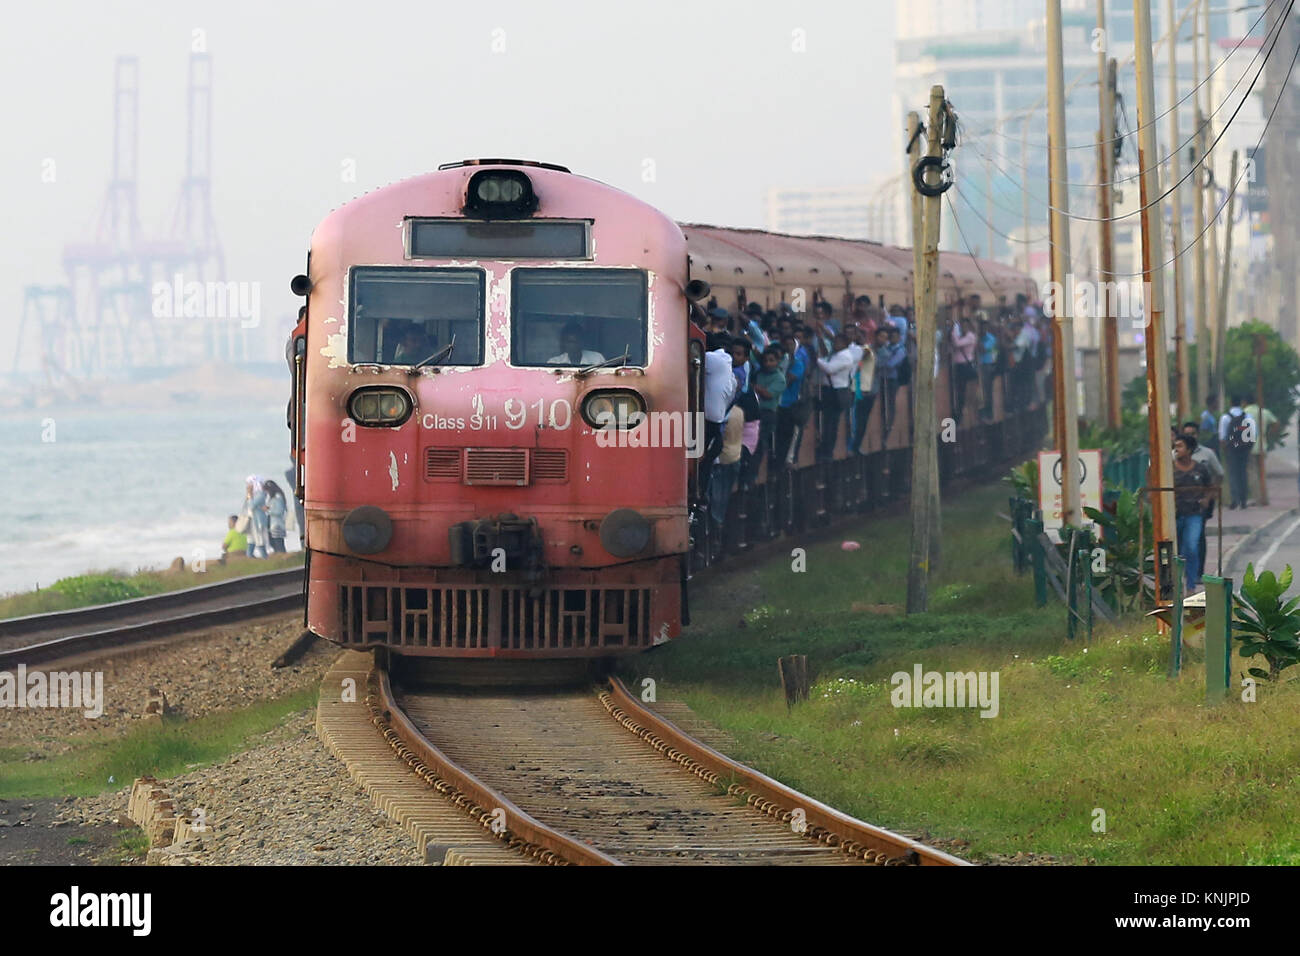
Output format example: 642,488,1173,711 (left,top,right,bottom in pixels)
0,567,303,667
